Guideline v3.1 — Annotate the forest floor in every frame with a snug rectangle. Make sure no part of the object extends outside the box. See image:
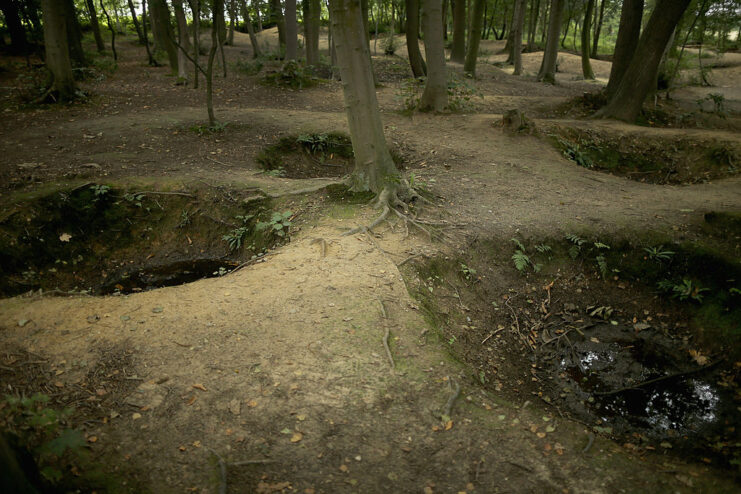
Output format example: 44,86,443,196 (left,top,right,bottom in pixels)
0,30,740,493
